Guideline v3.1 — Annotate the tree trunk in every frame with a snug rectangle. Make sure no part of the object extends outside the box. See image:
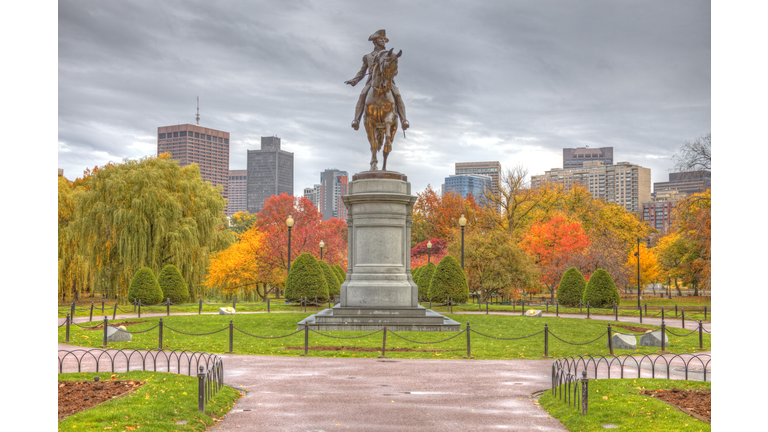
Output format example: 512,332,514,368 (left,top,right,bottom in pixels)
674,279,682,296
